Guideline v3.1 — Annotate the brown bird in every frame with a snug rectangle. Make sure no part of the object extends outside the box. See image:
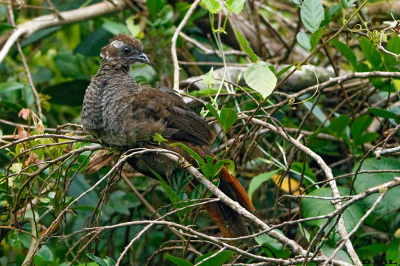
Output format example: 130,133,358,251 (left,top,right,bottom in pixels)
82,34,254,240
